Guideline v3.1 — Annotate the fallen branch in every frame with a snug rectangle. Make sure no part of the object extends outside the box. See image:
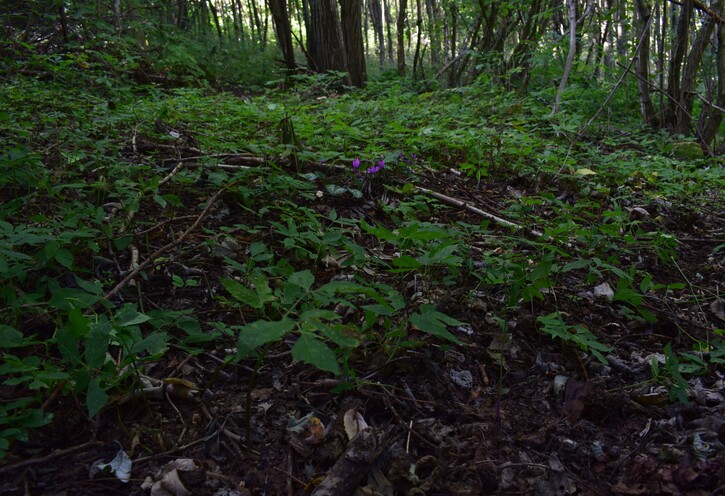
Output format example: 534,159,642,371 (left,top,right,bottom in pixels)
310,427,393,496
414,186,544,238
0,441,103,476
